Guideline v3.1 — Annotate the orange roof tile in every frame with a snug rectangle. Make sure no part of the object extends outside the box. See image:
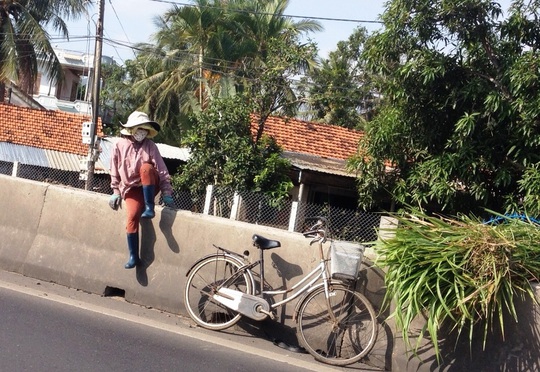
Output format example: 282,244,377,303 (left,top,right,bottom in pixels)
0,104,103,156
251,115,363,160
0,104,362,161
